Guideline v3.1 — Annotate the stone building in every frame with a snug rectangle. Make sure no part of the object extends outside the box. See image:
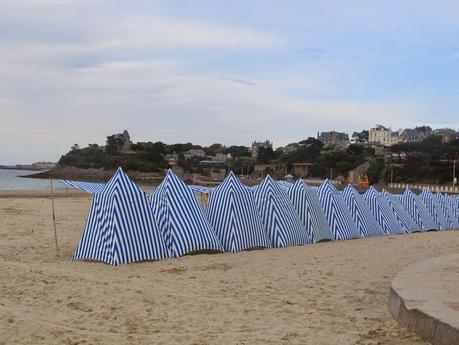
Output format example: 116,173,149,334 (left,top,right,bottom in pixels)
183,149,206,160
107,130,135,153
251,140,273,159
398,129,426,142
368,124,398,146
291,162,314,178
318,131,349,148
166,153,178,166
214,153,232,162
433,128,459,143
